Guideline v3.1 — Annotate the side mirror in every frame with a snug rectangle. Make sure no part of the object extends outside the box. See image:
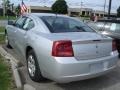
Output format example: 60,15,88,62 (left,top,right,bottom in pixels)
8,20,15,25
